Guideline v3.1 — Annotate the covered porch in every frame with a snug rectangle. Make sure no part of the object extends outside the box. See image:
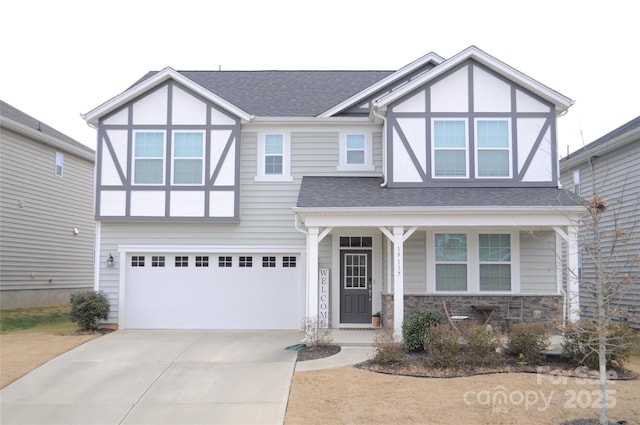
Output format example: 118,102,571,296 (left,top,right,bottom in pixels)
294,177,584,336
